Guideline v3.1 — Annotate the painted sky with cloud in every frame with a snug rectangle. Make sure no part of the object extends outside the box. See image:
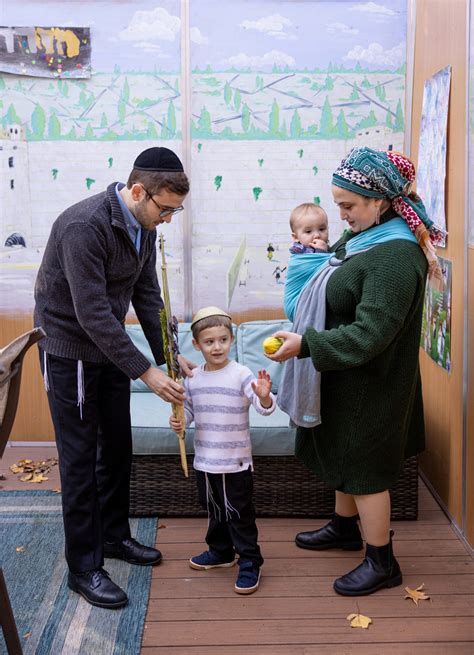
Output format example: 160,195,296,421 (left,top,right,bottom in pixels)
3,0,406,72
